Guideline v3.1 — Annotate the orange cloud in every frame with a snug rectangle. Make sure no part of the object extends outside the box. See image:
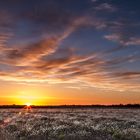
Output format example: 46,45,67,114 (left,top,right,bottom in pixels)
0,2,139,93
